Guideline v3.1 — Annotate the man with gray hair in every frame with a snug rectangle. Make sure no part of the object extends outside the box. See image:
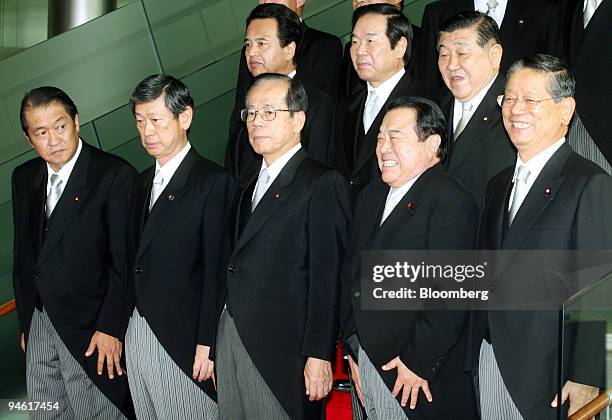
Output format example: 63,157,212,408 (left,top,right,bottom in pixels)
437,11,516,208
474,54,612,419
